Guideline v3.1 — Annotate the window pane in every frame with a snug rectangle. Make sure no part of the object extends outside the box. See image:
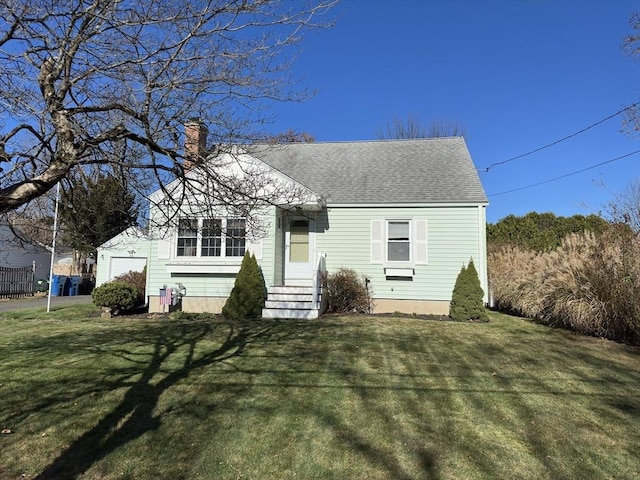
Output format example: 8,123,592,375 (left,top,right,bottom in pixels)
226,218,246,257
177,219,198,257
388,242,410,261
387,220,410,262
178,219,198,236
201,219,221,257
388,221,409,240
290,220,309,262
290,242,309,262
